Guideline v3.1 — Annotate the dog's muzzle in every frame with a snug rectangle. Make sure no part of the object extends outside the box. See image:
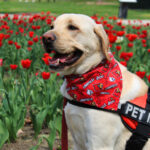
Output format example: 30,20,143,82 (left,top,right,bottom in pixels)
42,31,56,53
